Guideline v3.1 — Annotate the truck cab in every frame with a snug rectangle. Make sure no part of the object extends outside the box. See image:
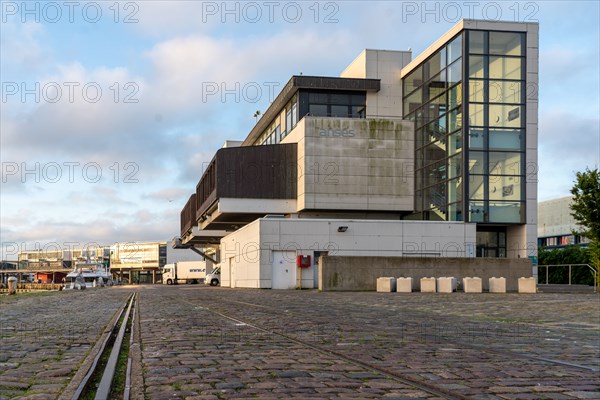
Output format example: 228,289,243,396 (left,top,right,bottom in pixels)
205,266,220,286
